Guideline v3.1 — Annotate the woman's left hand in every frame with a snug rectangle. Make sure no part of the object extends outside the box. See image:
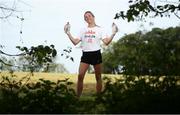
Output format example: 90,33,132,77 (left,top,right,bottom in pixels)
112,23,118,35
64,22,71,34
